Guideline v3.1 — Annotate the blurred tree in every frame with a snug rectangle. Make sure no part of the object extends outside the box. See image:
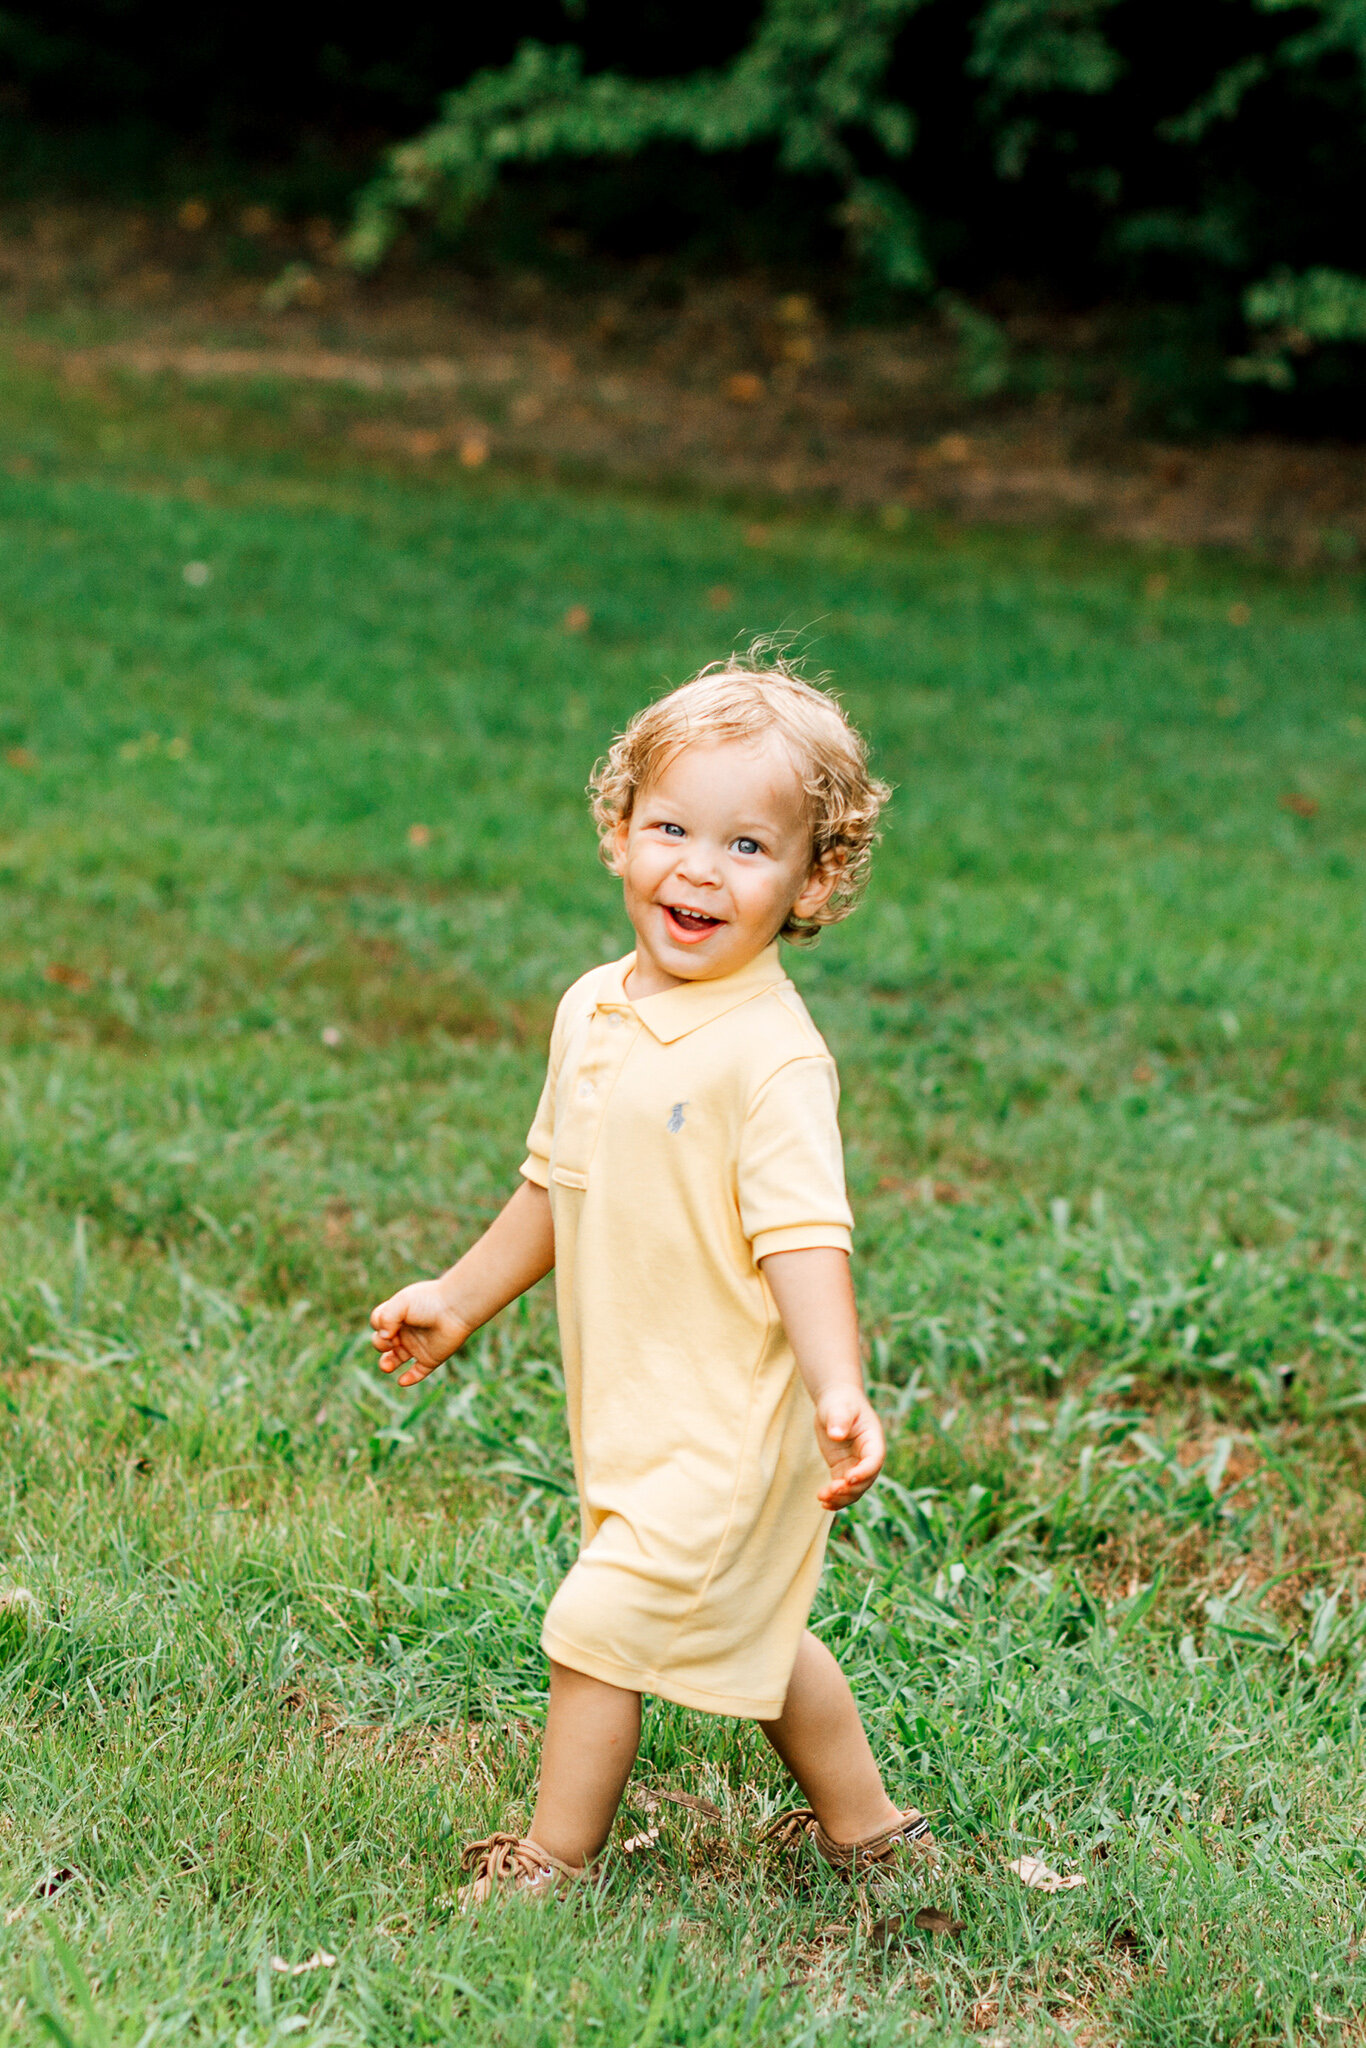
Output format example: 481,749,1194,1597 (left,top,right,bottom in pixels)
2,1,1365,429
346,2,930,285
